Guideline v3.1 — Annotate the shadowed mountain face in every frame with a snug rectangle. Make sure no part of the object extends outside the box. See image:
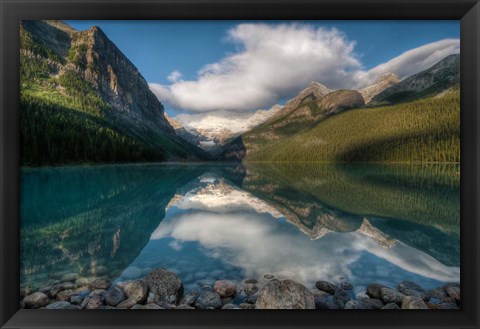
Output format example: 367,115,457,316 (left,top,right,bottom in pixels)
20,20,208,165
